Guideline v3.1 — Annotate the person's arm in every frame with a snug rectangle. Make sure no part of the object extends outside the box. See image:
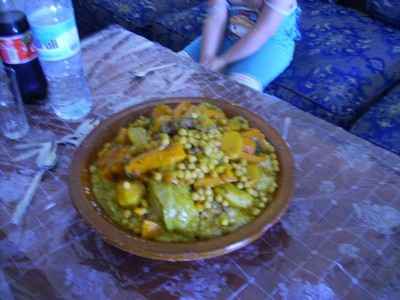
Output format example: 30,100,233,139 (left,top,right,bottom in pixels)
209,0,294,71
200,0,229,64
